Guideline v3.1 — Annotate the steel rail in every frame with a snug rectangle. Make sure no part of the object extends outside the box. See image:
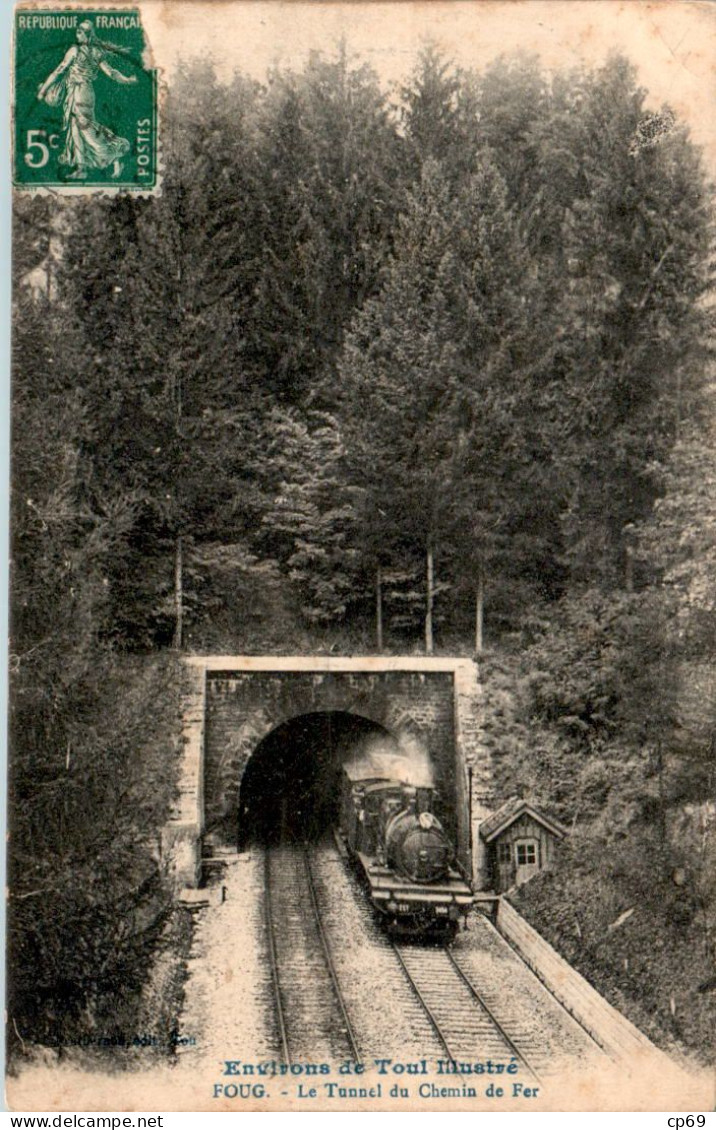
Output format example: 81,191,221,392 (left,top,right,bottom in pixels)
263,848,291,1065
445,945,542,1083
391,942,459,1063
302,844,361,1062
